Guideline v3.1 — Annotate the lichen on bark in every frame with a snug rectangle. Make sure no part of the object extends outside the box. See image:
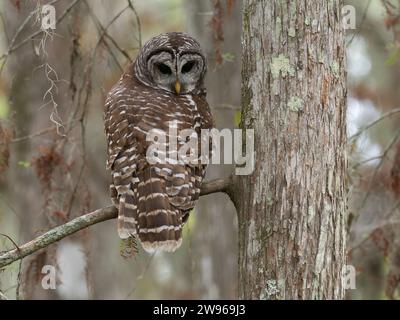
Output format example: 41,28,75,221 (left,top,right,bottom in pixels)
238,0,347,300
